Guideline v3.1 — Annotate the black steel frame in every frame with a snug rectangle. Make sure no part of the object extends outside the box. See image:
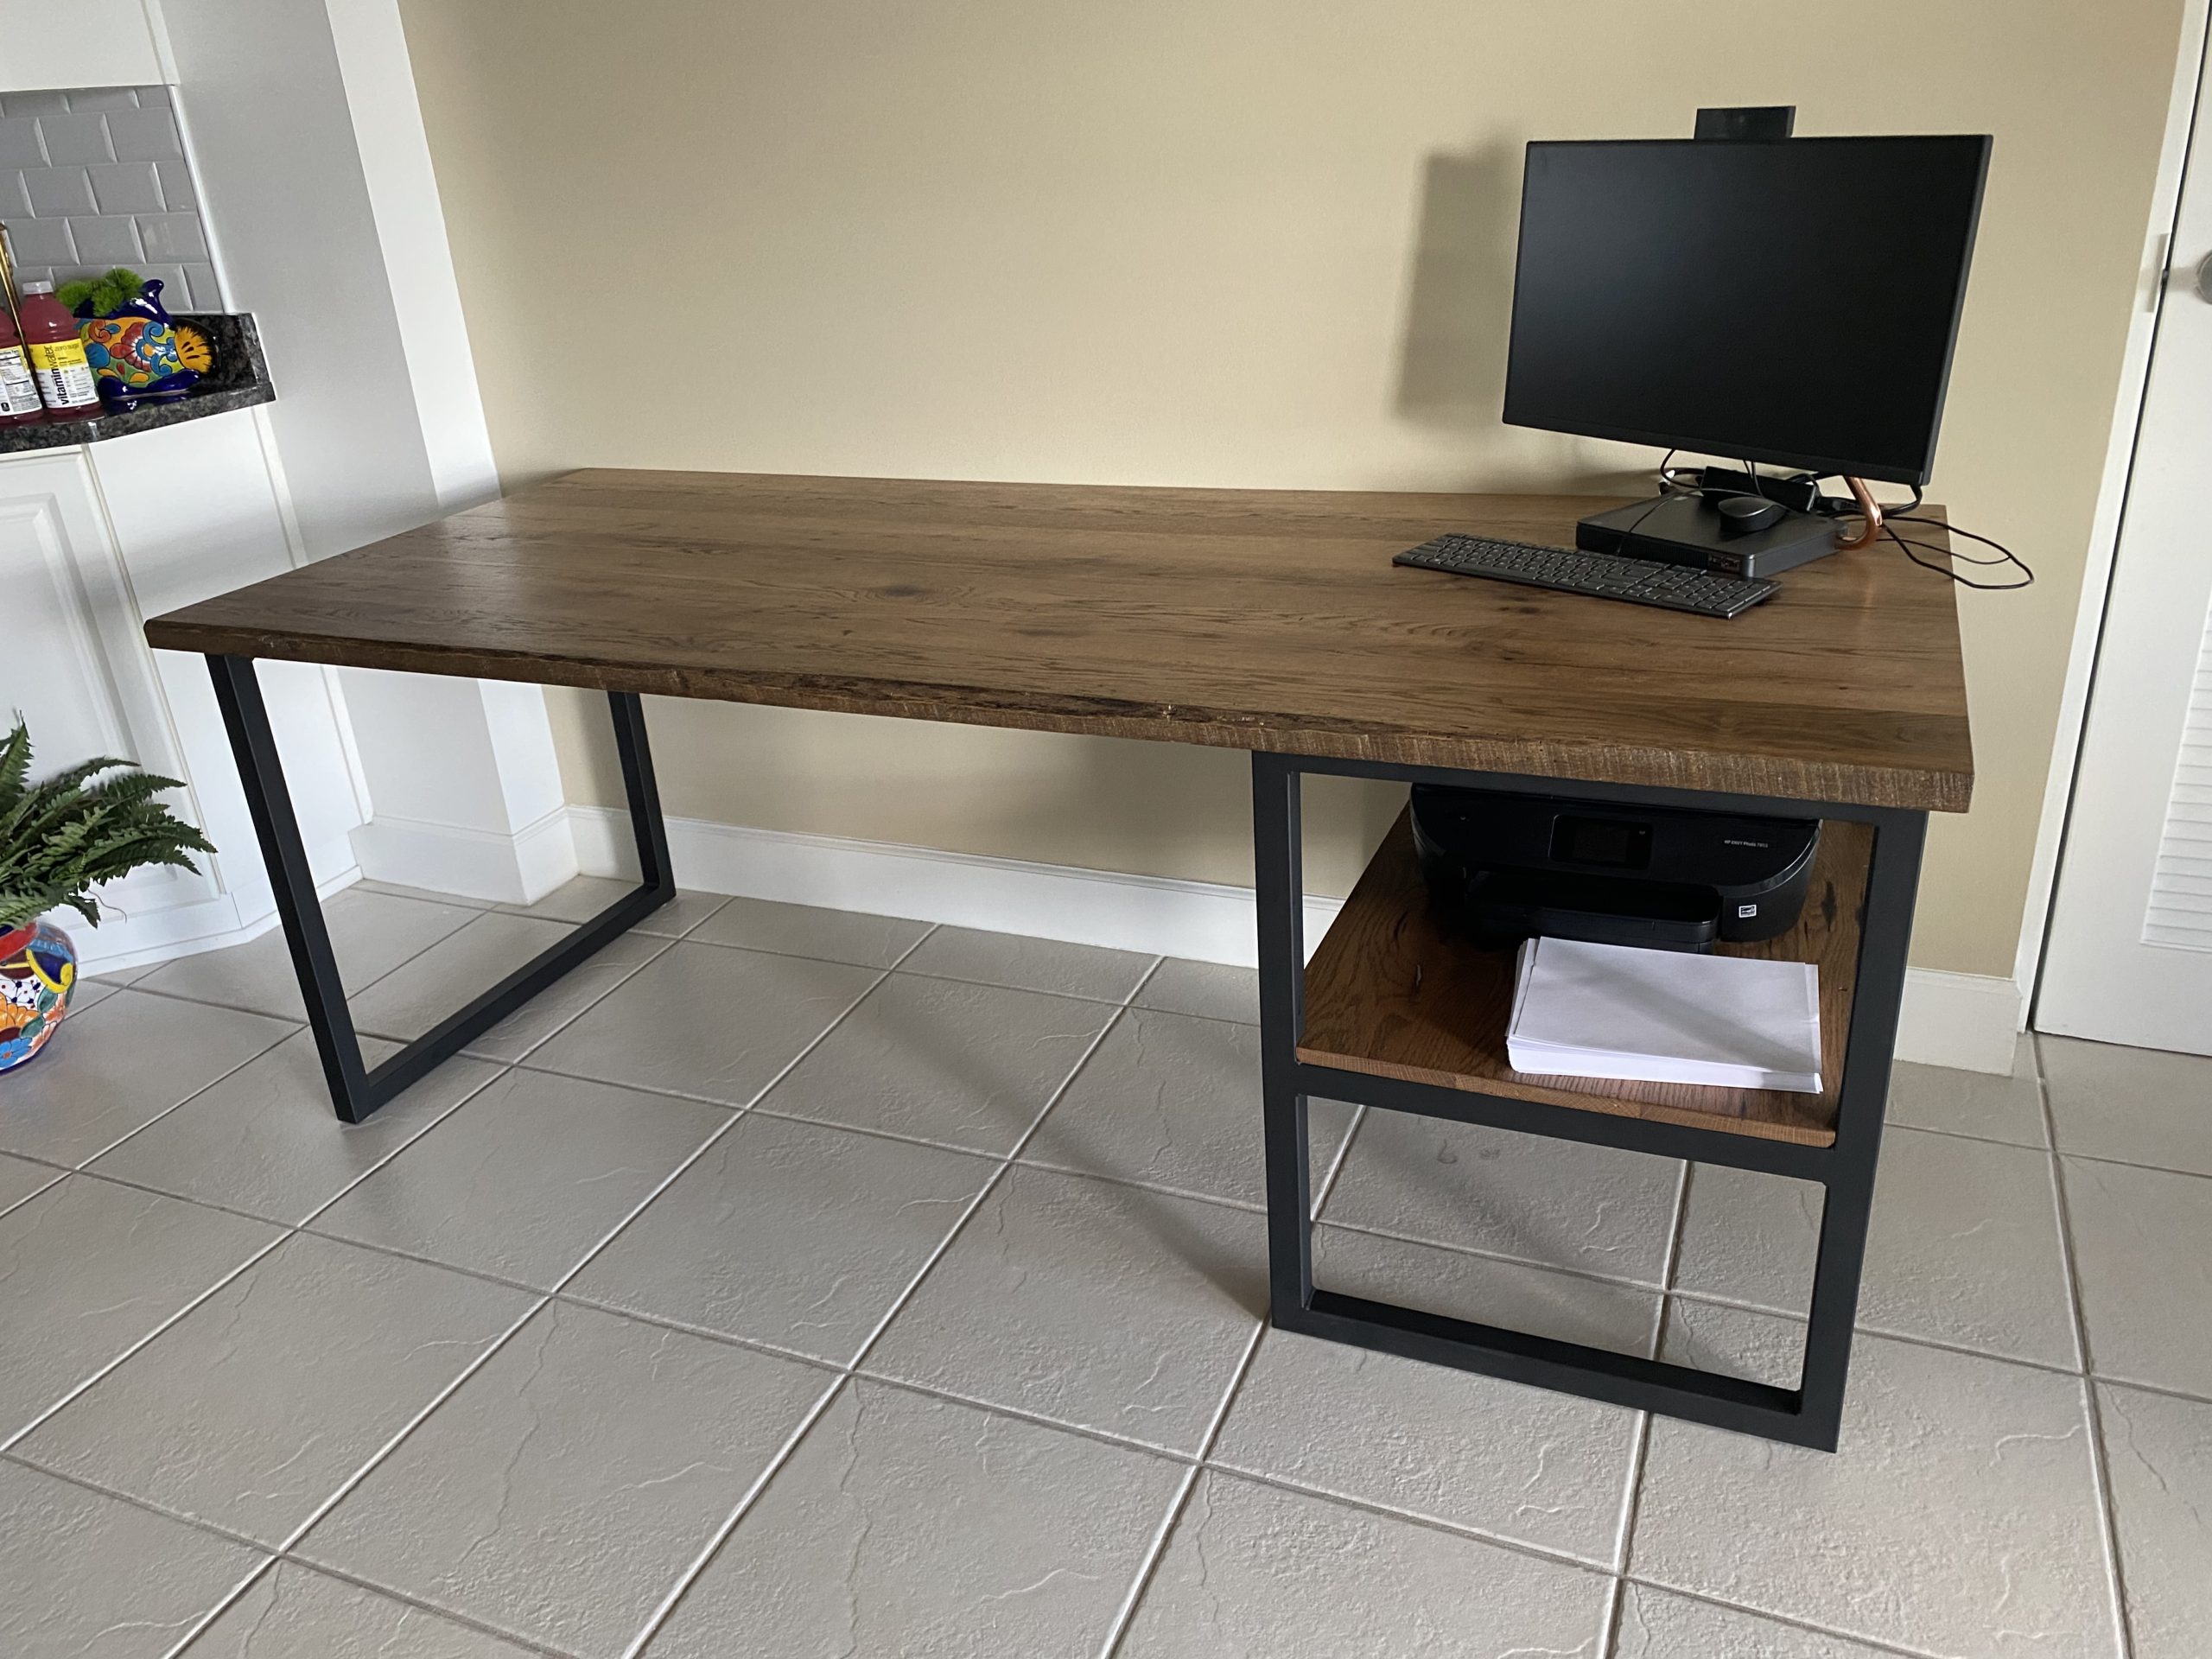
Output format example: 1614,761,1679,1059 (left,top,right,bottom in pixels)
1252,750,1926,1450
207,654,674,1124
